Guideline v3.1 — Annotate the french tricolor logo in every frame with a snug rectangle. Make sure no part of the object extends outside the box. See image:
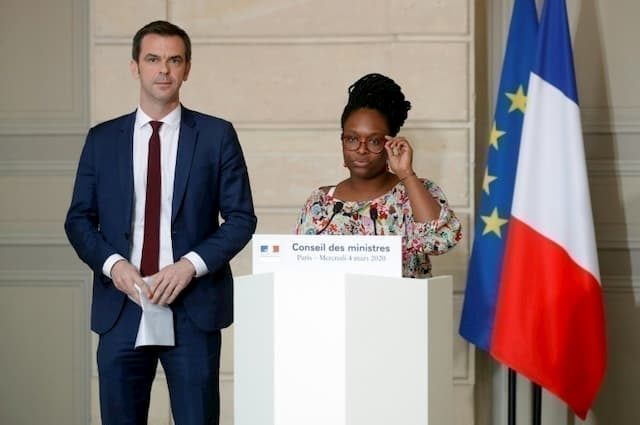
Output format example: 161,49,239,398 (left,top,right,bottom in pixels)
259,244,280,256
